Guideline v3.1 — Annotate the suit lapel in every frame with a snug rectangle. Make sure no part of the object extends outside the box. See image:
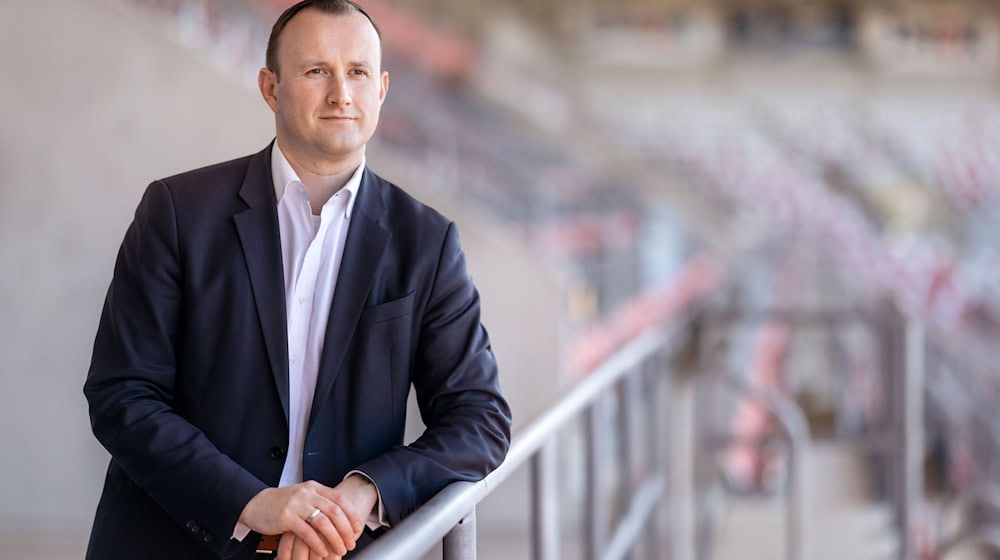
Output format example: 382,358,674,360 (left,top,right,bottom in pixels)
308,170,390,429
233,144,291,423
